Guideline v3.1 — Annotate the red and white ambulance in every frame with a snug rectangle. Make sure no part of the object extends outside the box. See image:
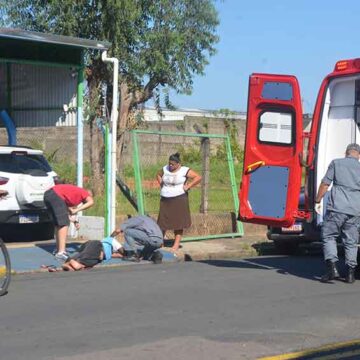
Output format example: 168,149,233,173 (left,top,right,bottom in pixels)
239,59,360,251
